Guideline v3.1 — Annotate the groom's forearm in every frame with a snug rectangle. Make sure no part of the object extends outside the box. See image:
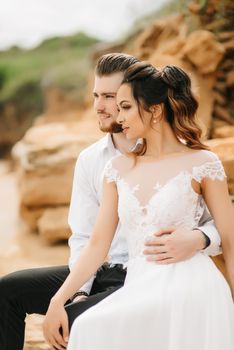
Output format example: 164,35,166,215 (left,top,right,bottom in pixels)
197,219,221,256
